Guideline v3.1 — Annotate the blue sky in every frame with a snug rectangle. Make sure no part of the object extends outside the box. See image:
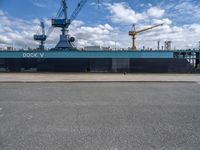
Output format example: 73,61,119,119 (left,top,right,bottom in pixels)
2,0,200,25
1,0,200,49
